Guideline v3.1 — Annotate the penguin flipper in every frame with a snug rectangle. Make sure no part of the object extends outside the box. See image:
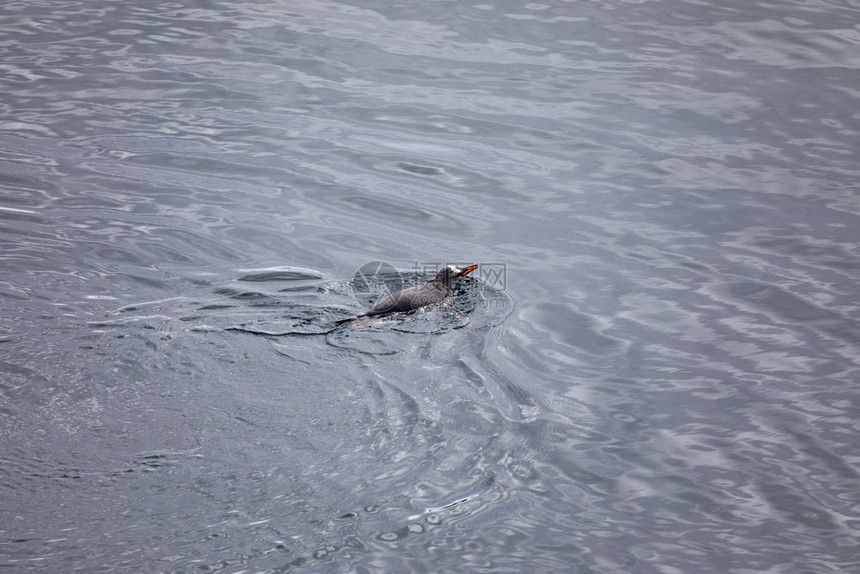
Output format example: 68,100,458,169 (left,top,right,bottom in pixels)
336,311,370,324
